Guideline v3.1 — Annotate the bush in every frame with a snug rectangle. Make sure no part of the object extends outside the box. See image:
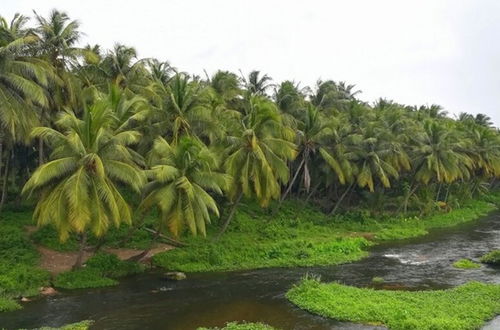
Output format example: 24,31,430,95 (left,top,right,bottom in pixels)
31,225,79,252
54,253,144,289
0,263,50,297
198,322,276,330
37,320,94,330
0,225,39,265
85,252,144,278
0,296,21,312
54,268,118,289
453,259,481,269
480,250,500,265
